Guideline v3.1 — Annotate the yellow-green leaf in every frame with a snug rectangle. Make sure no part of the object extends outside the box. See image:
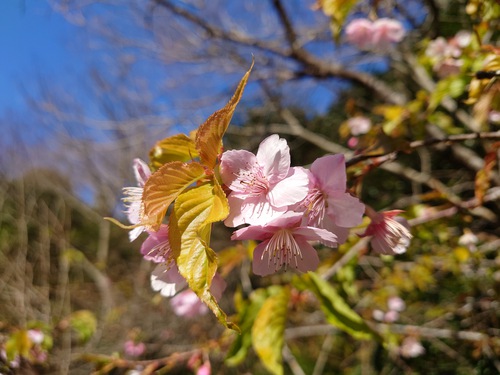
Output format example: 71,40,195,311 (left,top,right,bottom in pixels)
195,62,253,169
141,161,207,230
149,133,199,171
316,0,359,40
296,272,378,341
252,286,290,375
170,182,237,331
